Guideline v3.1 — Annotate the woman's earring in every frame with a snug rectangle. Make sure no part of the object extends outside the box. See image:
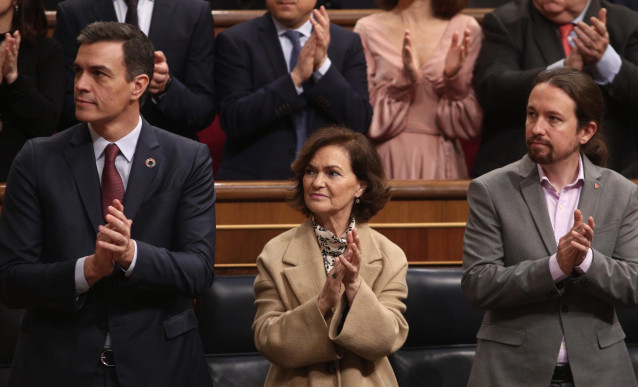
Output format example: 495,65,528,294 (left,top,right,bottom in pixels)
355,198,360,204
